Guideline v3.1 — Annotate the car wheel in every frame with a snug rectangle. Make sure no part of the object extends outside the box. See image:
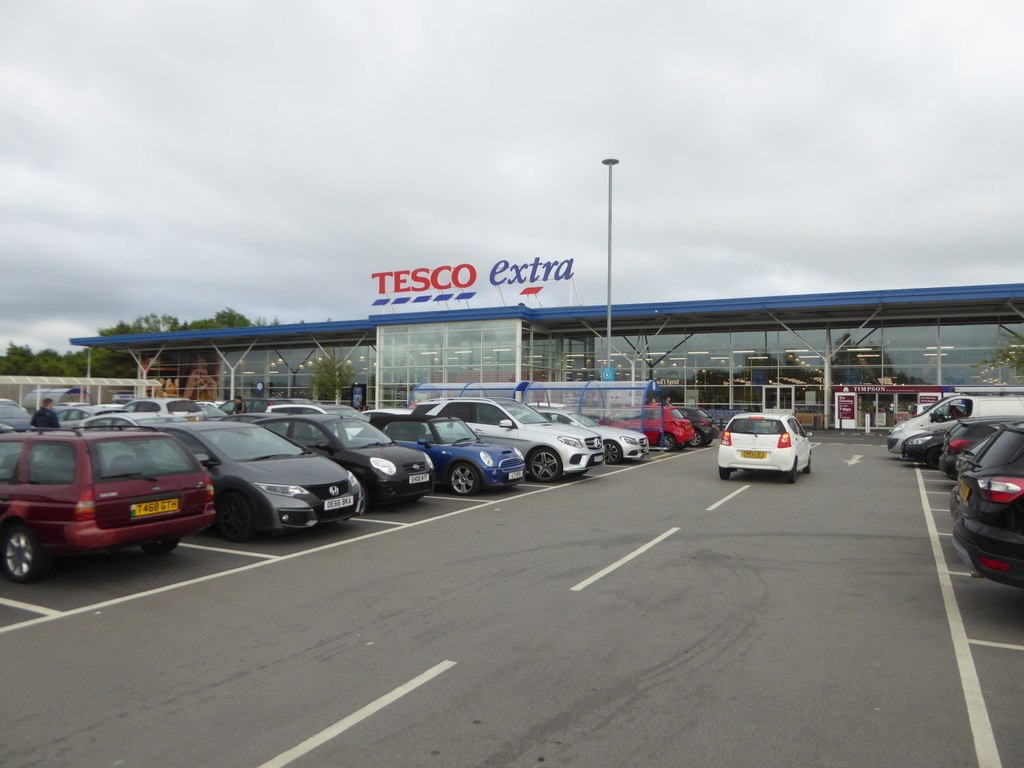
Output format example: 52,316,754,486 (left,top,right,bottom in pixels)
2,522,52,583
688,432,703,448
604,440,623,465
527,447,563,483
786,458,798,484
662,433,678,451
802,453,812,474
925,447,942,470
141,539,180,555
718,467,732,480
216,491,257,542
448,462,482,496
